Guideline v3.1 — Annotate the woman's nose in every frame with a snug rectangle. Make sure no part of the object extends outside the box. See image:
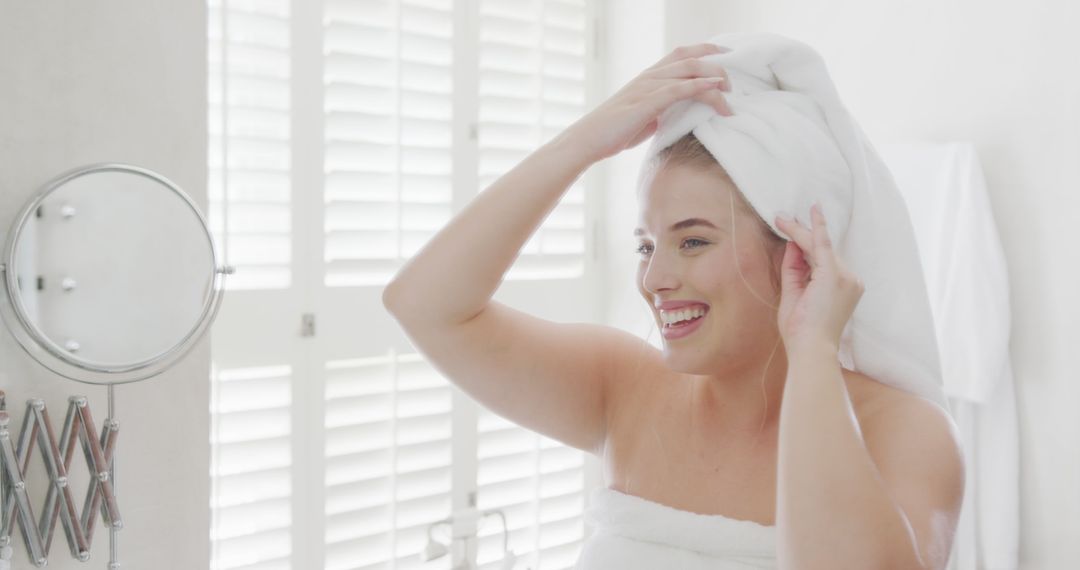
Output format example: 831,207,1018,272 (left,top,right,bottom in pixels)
641,254,679,294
